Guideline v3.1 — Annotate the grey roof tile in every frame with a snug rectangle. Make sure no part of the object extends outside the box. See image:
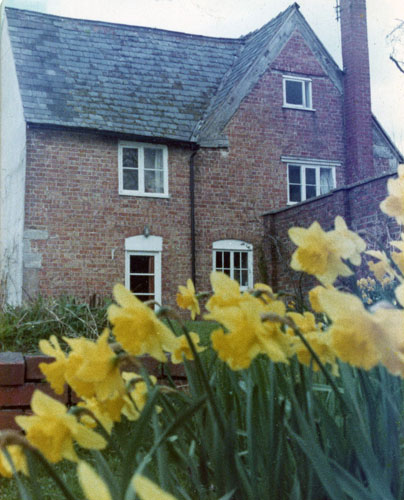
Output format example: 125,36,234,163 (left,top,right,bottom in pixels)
6,7,242,142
